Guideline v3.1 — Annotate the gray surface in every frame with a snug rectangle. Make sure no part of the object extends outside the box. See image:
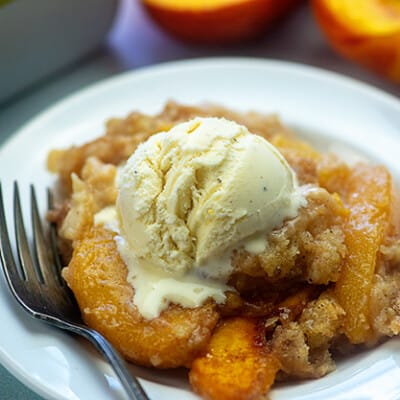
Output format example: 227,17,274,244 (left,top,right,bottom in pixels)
0,0,399,399
0,367,42,400
0,0,118,102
